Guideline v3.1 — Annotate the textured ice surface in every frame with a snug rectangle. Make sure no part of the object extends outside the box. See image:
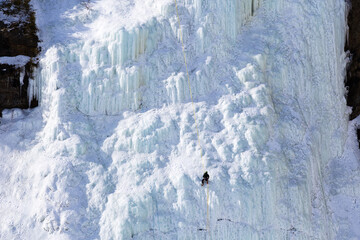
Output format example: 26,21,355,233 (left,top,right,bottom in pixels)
0,0,358,239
